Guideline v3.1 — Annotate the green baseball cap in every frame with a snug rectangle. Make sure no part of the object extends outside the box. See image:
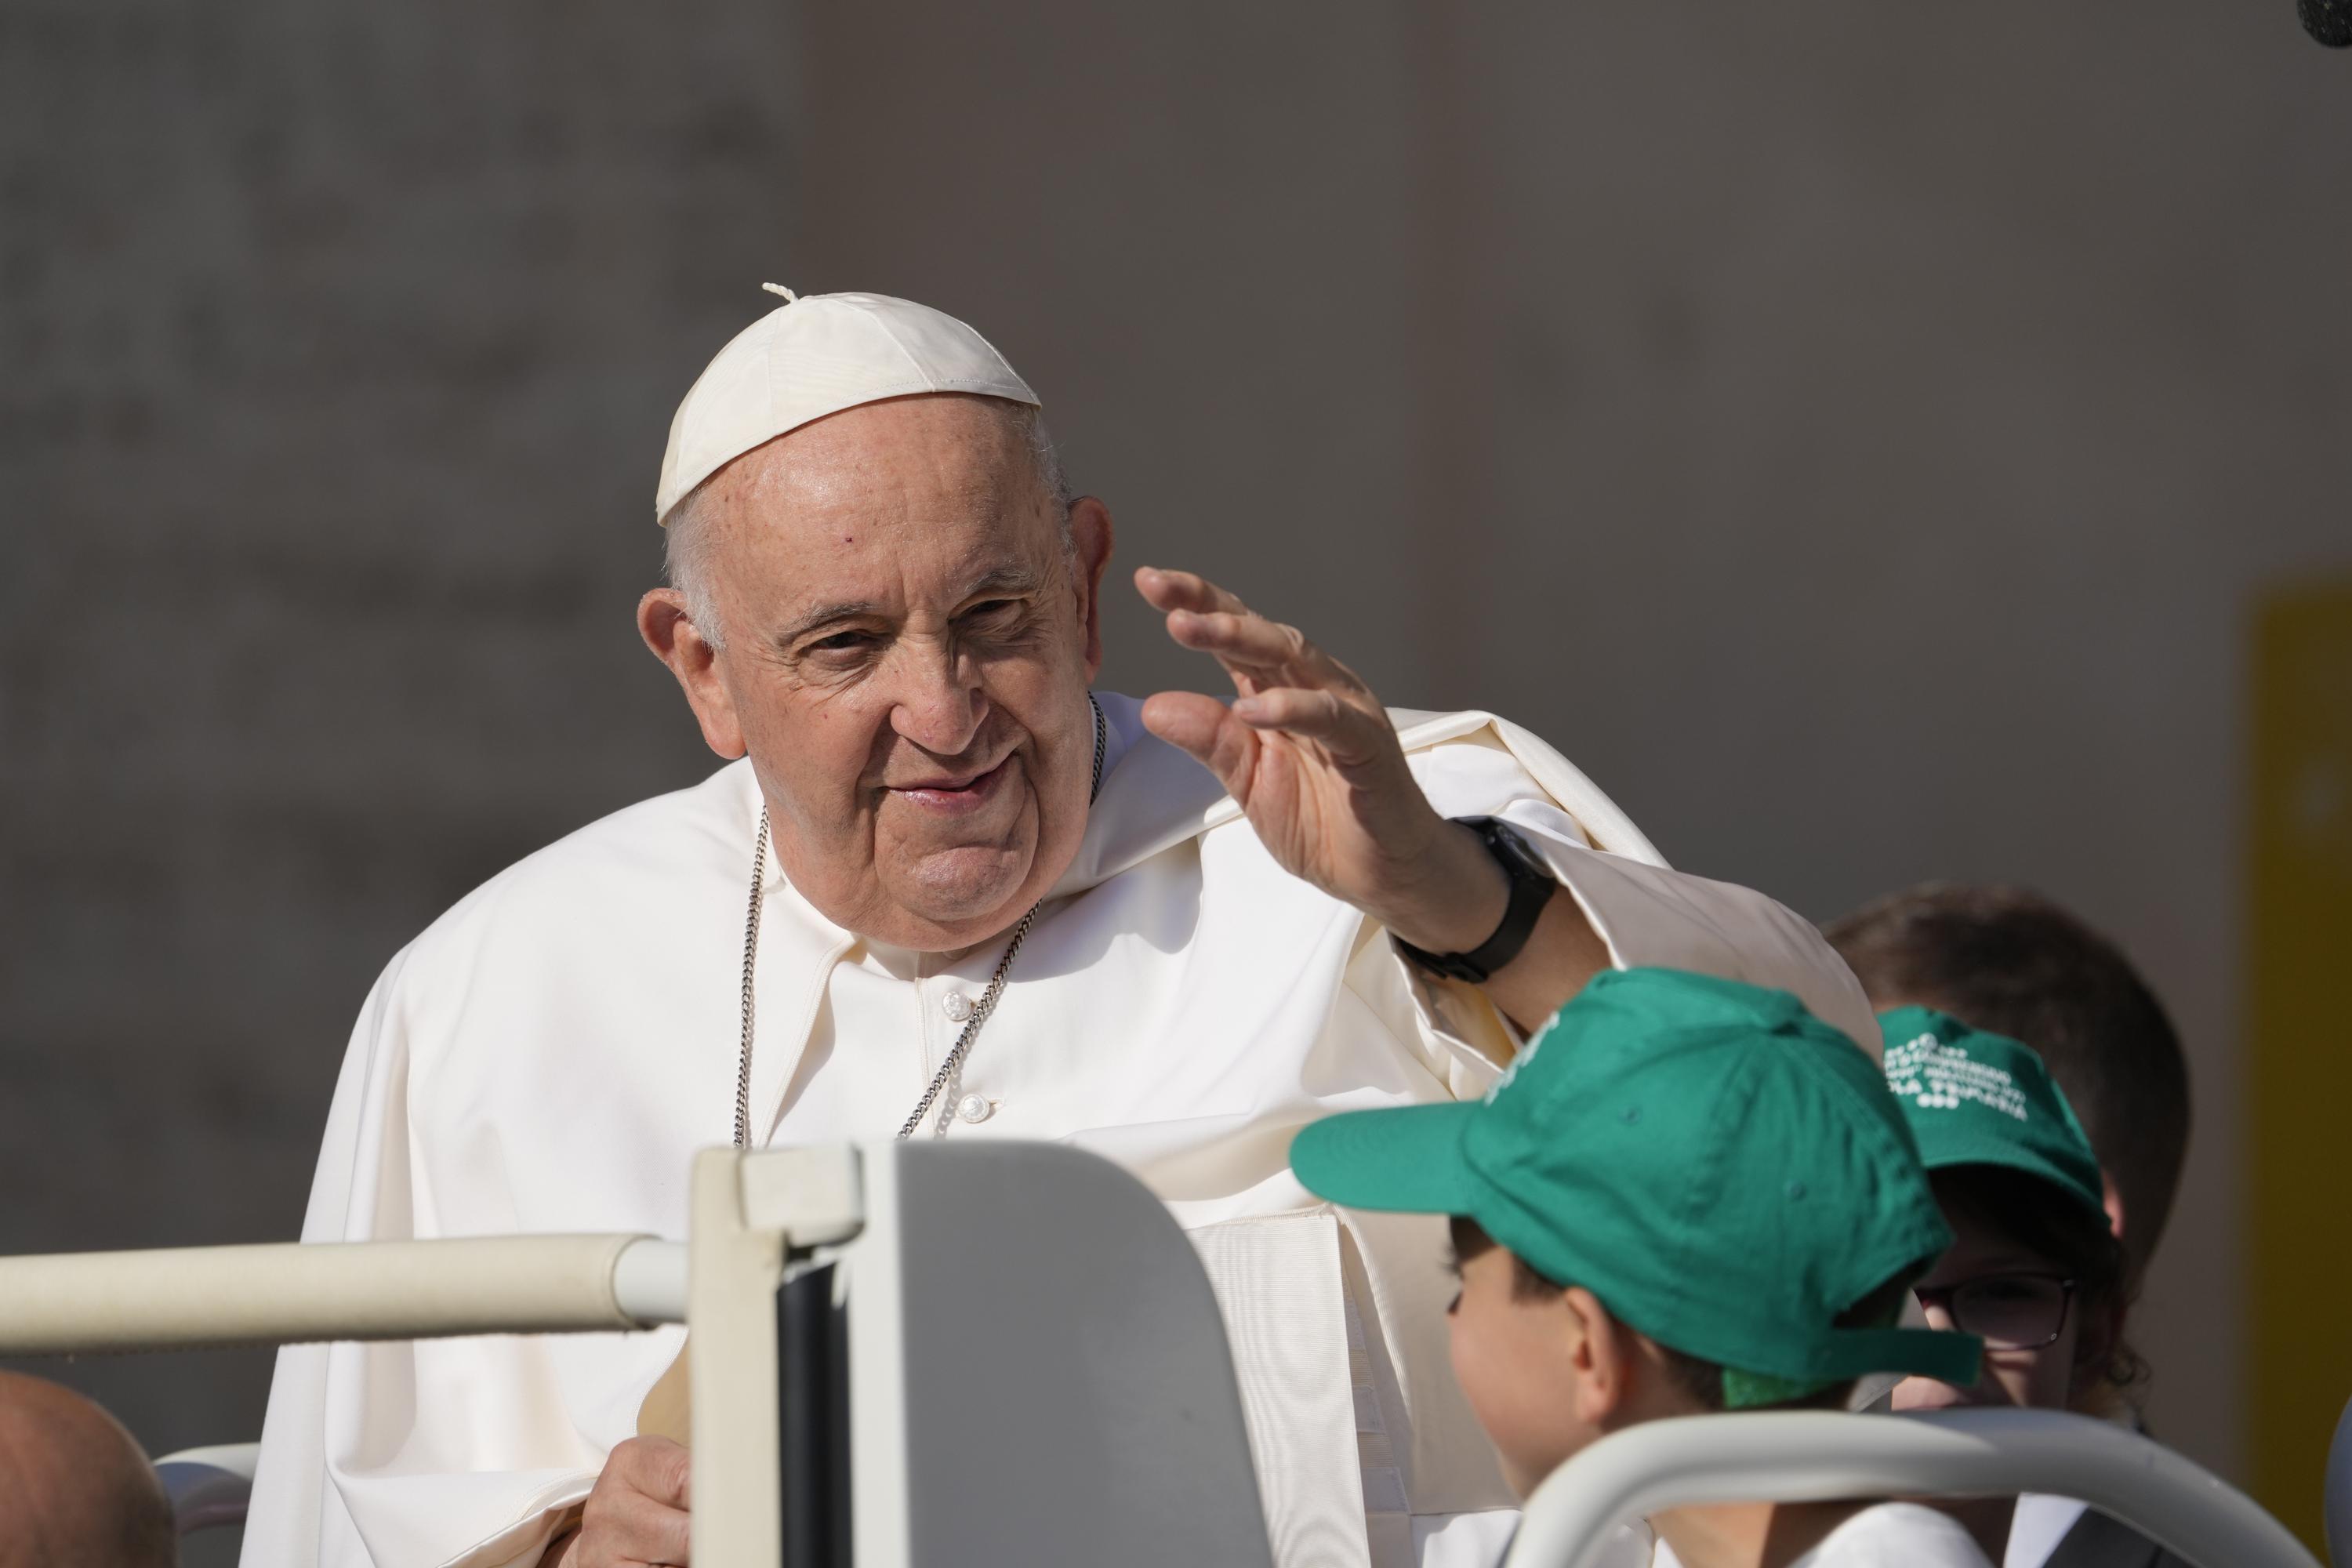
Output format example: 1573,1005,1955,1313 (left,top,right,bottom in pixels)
1876,1007,2107,1221
1290,967,1983,1405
